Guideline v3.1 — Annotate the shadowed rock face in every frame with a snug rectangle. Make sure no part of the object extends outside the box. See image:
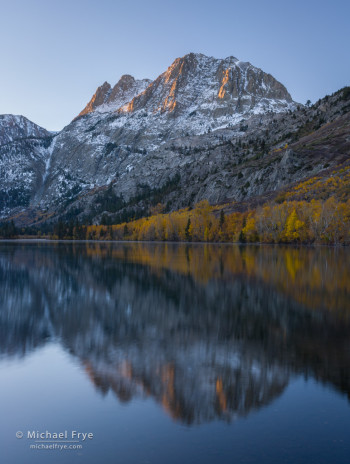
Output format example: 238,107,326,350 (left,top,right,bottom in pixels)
78,75,152,117
30,53,295,214
0,52,300,221
0,243,349,424
1,56,349,226
78,53,293,120
0,115,53,216
122,53,293,118
0,115,51,145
